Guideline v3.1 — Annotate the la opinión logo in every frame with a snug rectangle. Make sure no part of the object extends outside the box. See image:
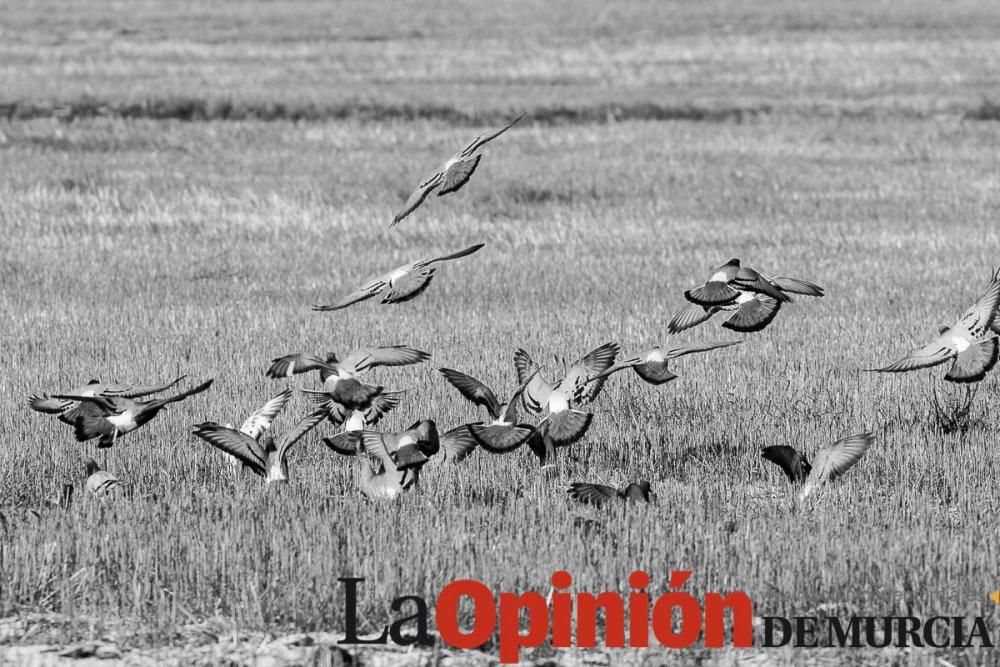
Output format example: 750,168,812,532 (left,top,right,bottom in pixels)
338,570,753,663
